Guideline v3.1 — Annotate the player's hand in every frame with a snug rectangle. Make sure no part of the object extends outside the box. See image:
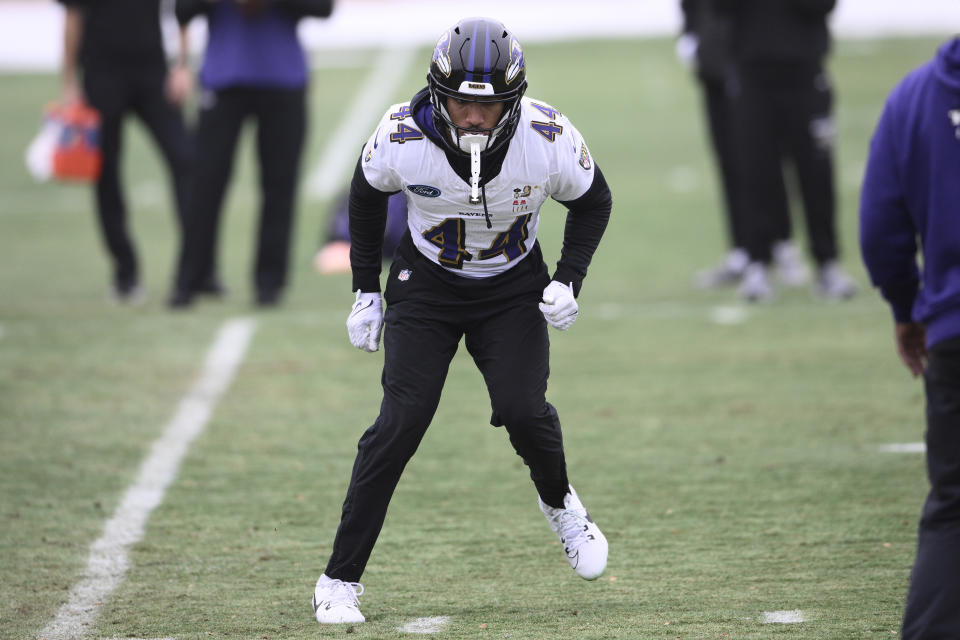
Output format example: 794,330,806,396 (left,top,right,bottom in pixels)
539,281,578,331
347,290,383,352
